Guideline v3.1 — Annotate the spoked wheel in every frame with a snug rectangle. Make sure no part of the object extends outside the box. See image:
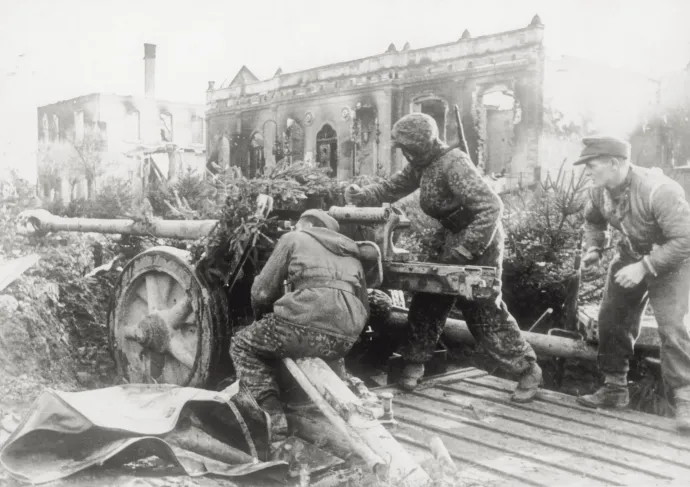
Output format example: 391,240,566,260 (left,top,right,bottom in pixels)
108,246,227,387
